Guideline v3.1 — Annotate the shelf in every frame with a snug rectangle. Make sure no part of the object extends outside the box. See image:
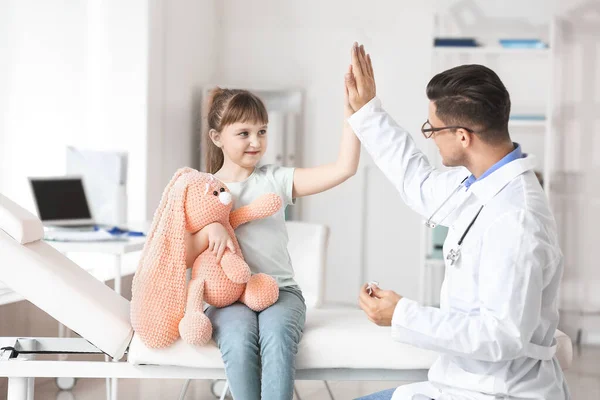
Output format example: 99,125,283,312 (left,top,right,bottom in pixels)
434,47,550,56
